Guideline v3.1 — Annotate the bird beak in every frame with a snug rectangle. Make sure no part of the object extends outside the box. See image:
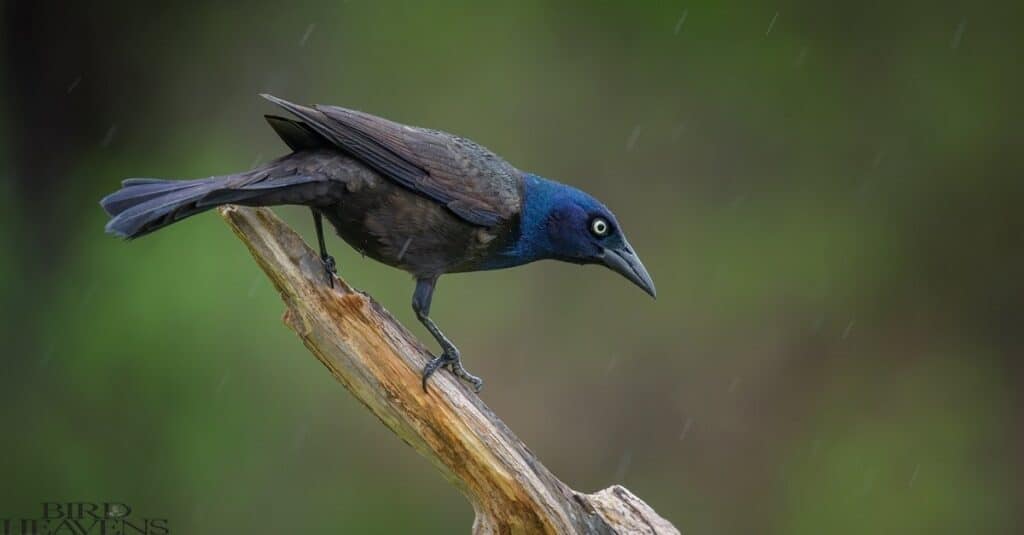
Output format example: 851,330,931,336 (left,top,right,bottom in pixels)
598,239,657,298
